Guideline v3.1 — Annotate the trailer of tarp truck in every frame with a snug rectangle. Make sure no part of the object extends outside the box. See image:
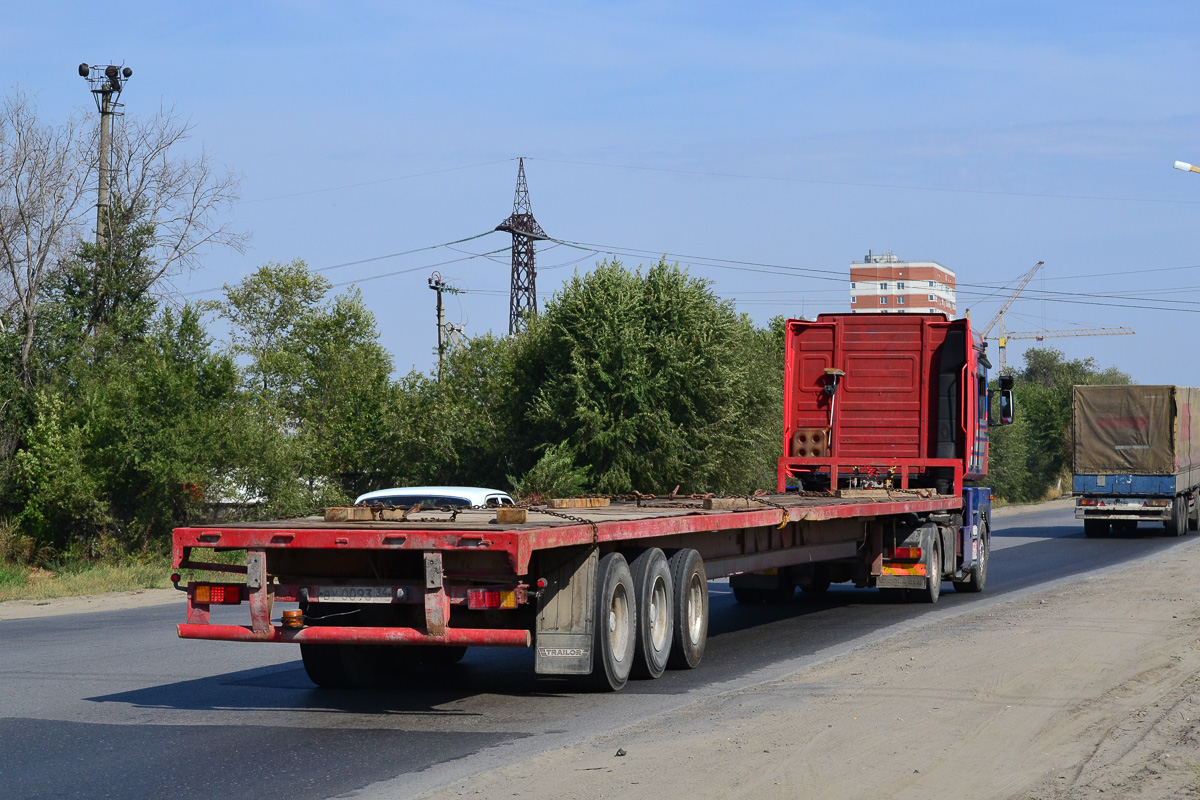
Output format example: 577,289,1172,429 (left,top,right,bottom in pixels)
171,312,1013,691
1073,384,1200,537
